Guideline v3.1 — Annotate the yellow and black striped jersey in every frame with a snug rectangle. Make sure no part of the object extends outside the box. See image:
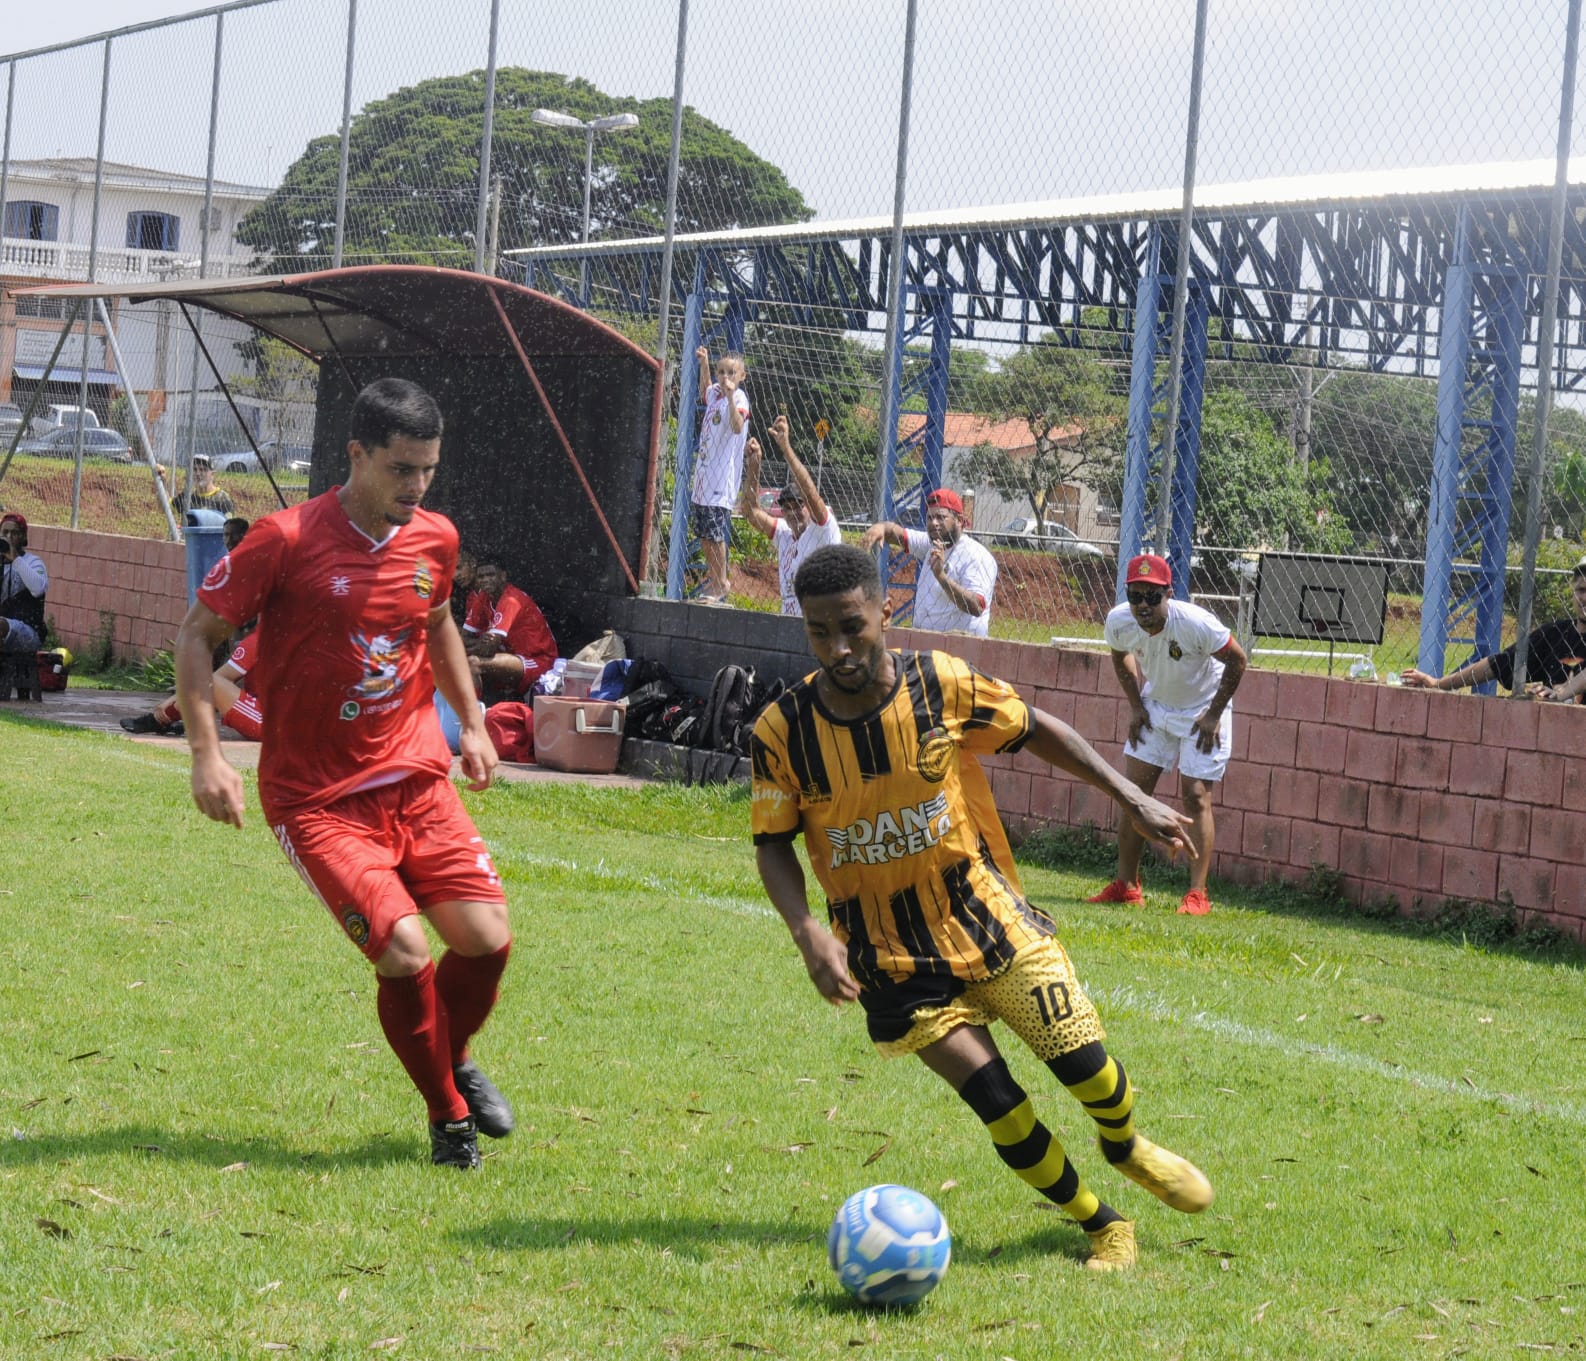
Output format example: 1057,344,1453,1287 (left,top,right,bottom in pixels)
751,650,1057,998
